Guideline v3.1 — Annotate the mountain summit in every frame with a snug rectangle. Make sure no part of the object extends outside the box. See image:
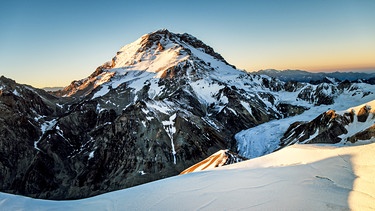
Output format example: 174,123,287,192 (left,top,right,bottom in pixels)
58,29,236,97
111,29,233,71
